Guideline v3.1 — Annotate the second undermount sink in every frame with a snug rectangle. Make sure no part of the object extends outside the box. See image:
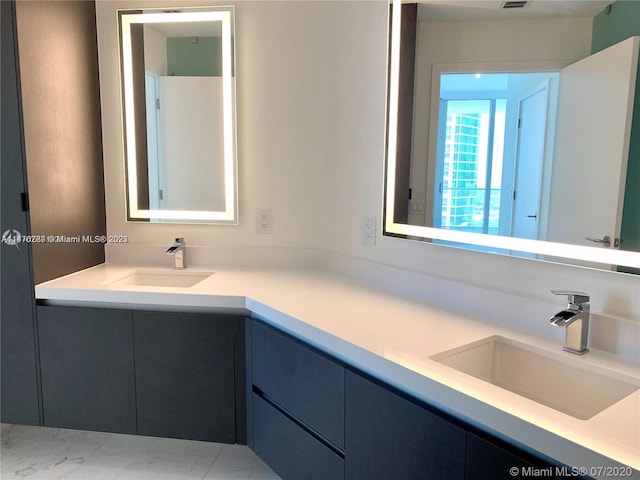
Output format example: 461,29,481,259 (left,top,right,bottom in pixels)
109,270,214,288
430,336,639,420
